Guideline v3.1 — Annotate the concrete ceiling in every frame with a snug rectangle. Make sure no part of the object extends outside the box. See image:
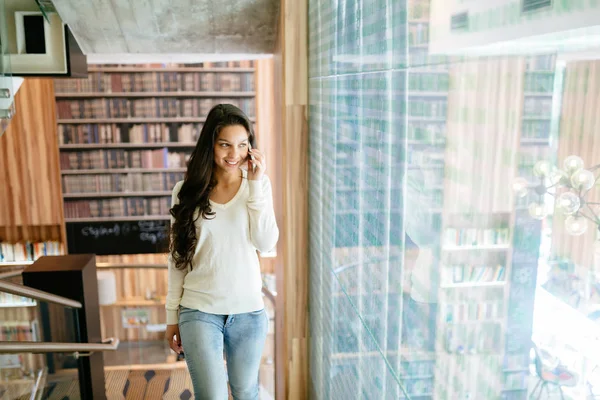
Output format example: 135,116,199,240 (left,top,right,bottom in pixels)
51,0,279,58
